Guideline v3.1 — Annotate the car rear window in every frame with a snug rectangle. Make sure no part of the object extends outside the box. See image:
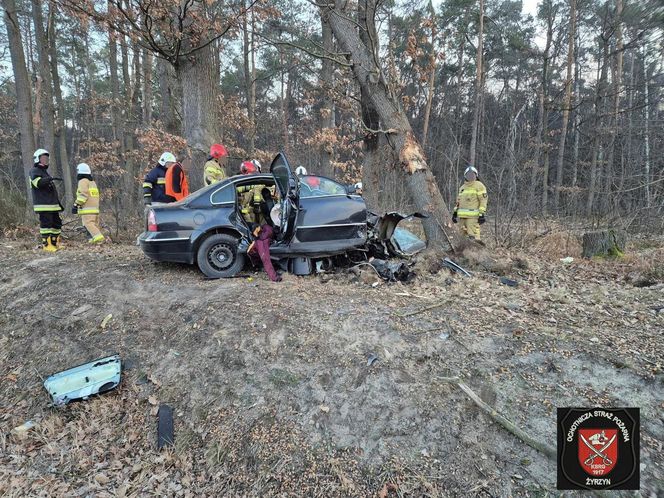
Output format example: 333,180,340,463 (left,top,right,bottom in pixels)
211,185,233,204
